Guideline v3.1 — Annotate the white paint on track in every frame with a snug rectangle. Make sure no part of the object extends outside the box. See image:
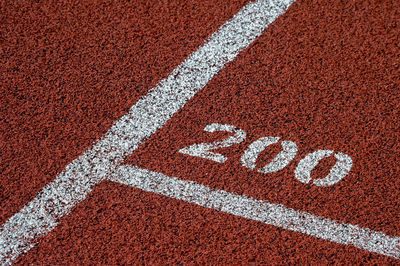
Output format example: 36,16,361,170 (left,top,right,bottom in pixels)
0,0,295,264
295,150,353,187
178,123,246,163
241,136,298,173
110,165,400,260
